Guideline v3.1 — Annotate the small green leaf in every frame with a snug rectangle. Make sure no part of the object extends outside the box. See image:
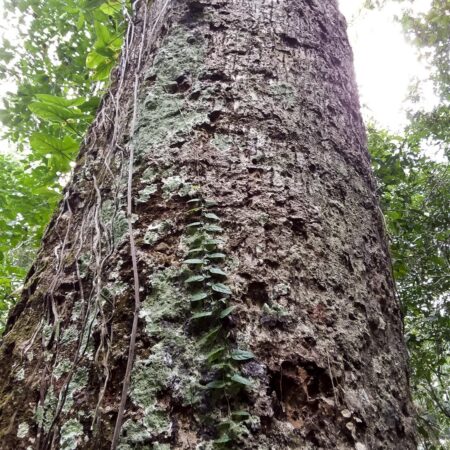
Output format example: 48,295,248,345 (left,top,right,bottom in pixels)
209,267,227,276
204,212,220,221
187,222,203,228
185,275,205,283
183,258,204,265
198,325,222,347
208,253,226,260
231,349,255,361
204,380,228,390
232,410,251,418
187,247,204,254
212,283,232,295
190,292,208,302
206,347,225,362
192,311,213,319
230,373,253,386
187,198,202,204
205,225,223,233
205,239,223,246
220,305,237,318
